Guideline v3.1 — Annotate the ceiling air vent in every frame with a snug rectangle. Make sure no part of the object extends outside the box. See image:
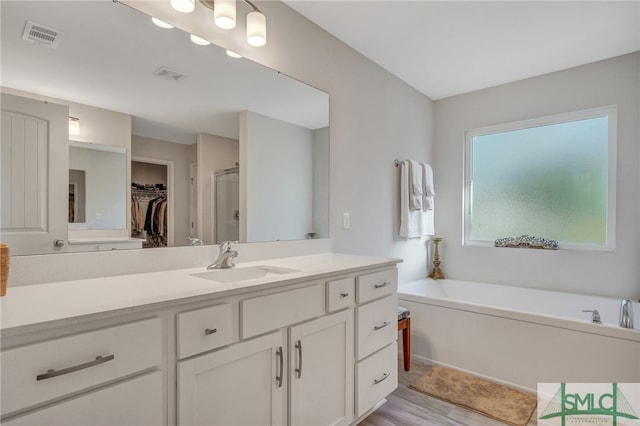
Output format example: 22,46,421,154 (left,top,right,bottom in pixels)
154,66,187,82
22,21,64,48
